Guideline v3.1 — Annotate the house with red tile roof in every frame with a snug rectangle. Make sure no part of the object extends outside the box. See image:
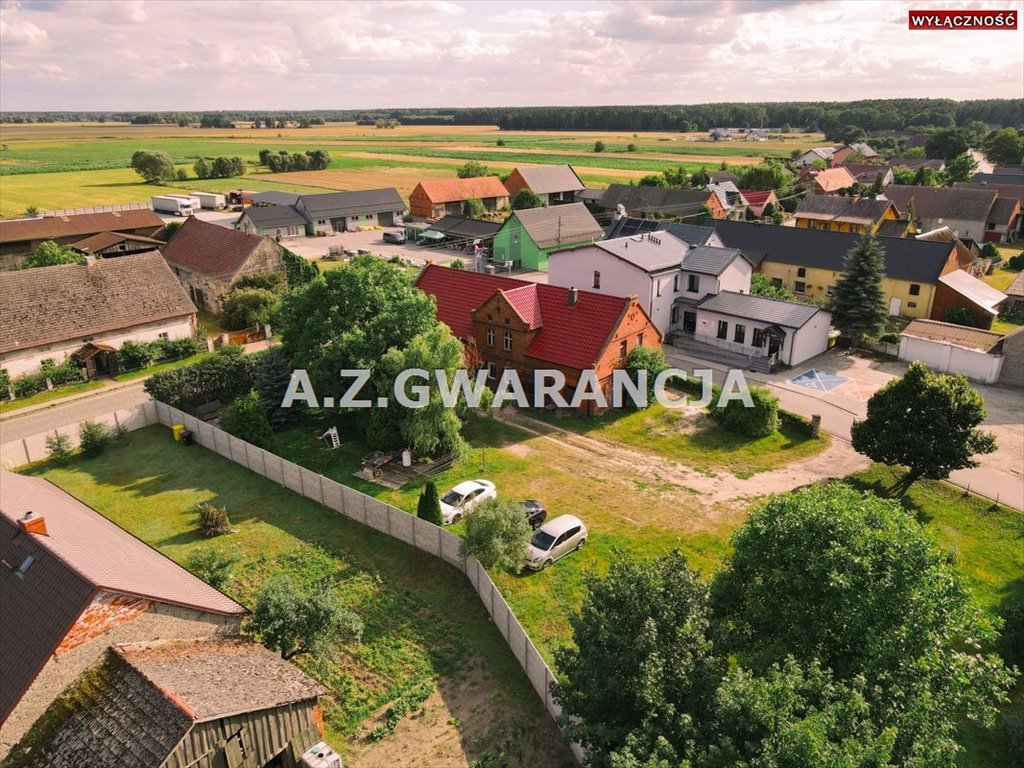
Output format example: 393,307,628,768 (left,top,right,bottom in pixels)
409,177,510,219
738,190,781,218
414,264,661,412
161,216,285,311
0,470,246,754
798,166,858,195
